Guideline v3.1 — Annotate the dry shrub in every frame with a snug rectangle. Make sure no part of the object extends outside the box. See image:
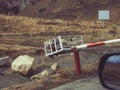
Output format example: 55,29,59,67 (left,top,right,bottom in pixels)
108,29,118,37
